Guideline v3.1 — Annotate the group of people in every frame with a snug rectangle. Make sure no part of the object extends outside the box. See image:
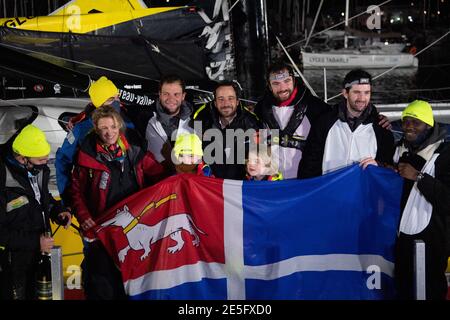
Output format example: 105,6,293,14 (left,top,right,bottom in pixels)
0,61,449,300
